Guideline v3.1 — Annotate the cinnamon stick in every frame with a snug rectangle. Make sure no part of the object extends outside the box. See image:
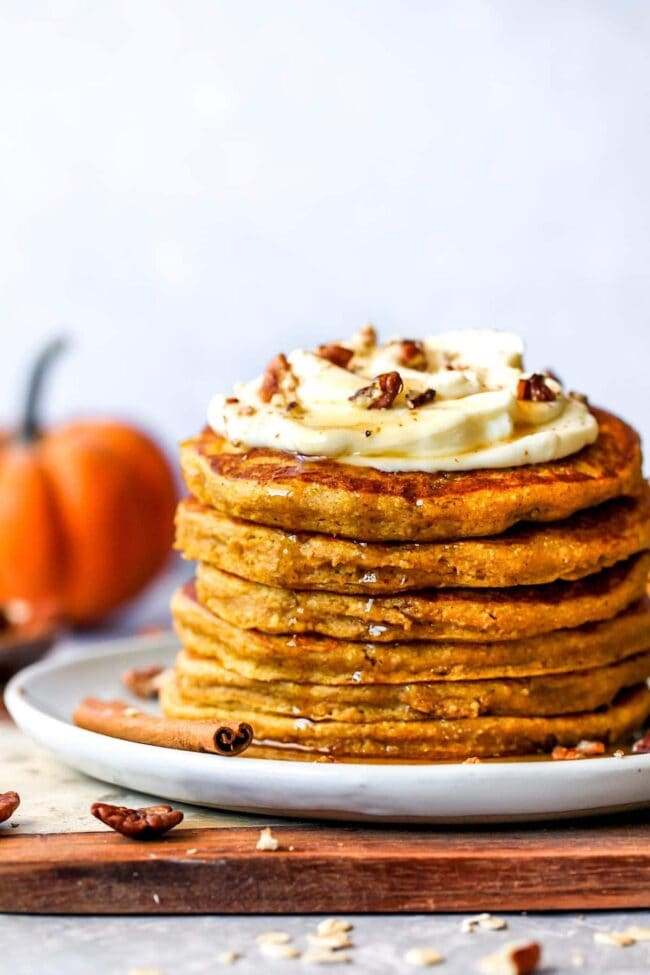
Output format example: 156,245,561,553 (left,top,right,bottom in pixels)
73,698,253,756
